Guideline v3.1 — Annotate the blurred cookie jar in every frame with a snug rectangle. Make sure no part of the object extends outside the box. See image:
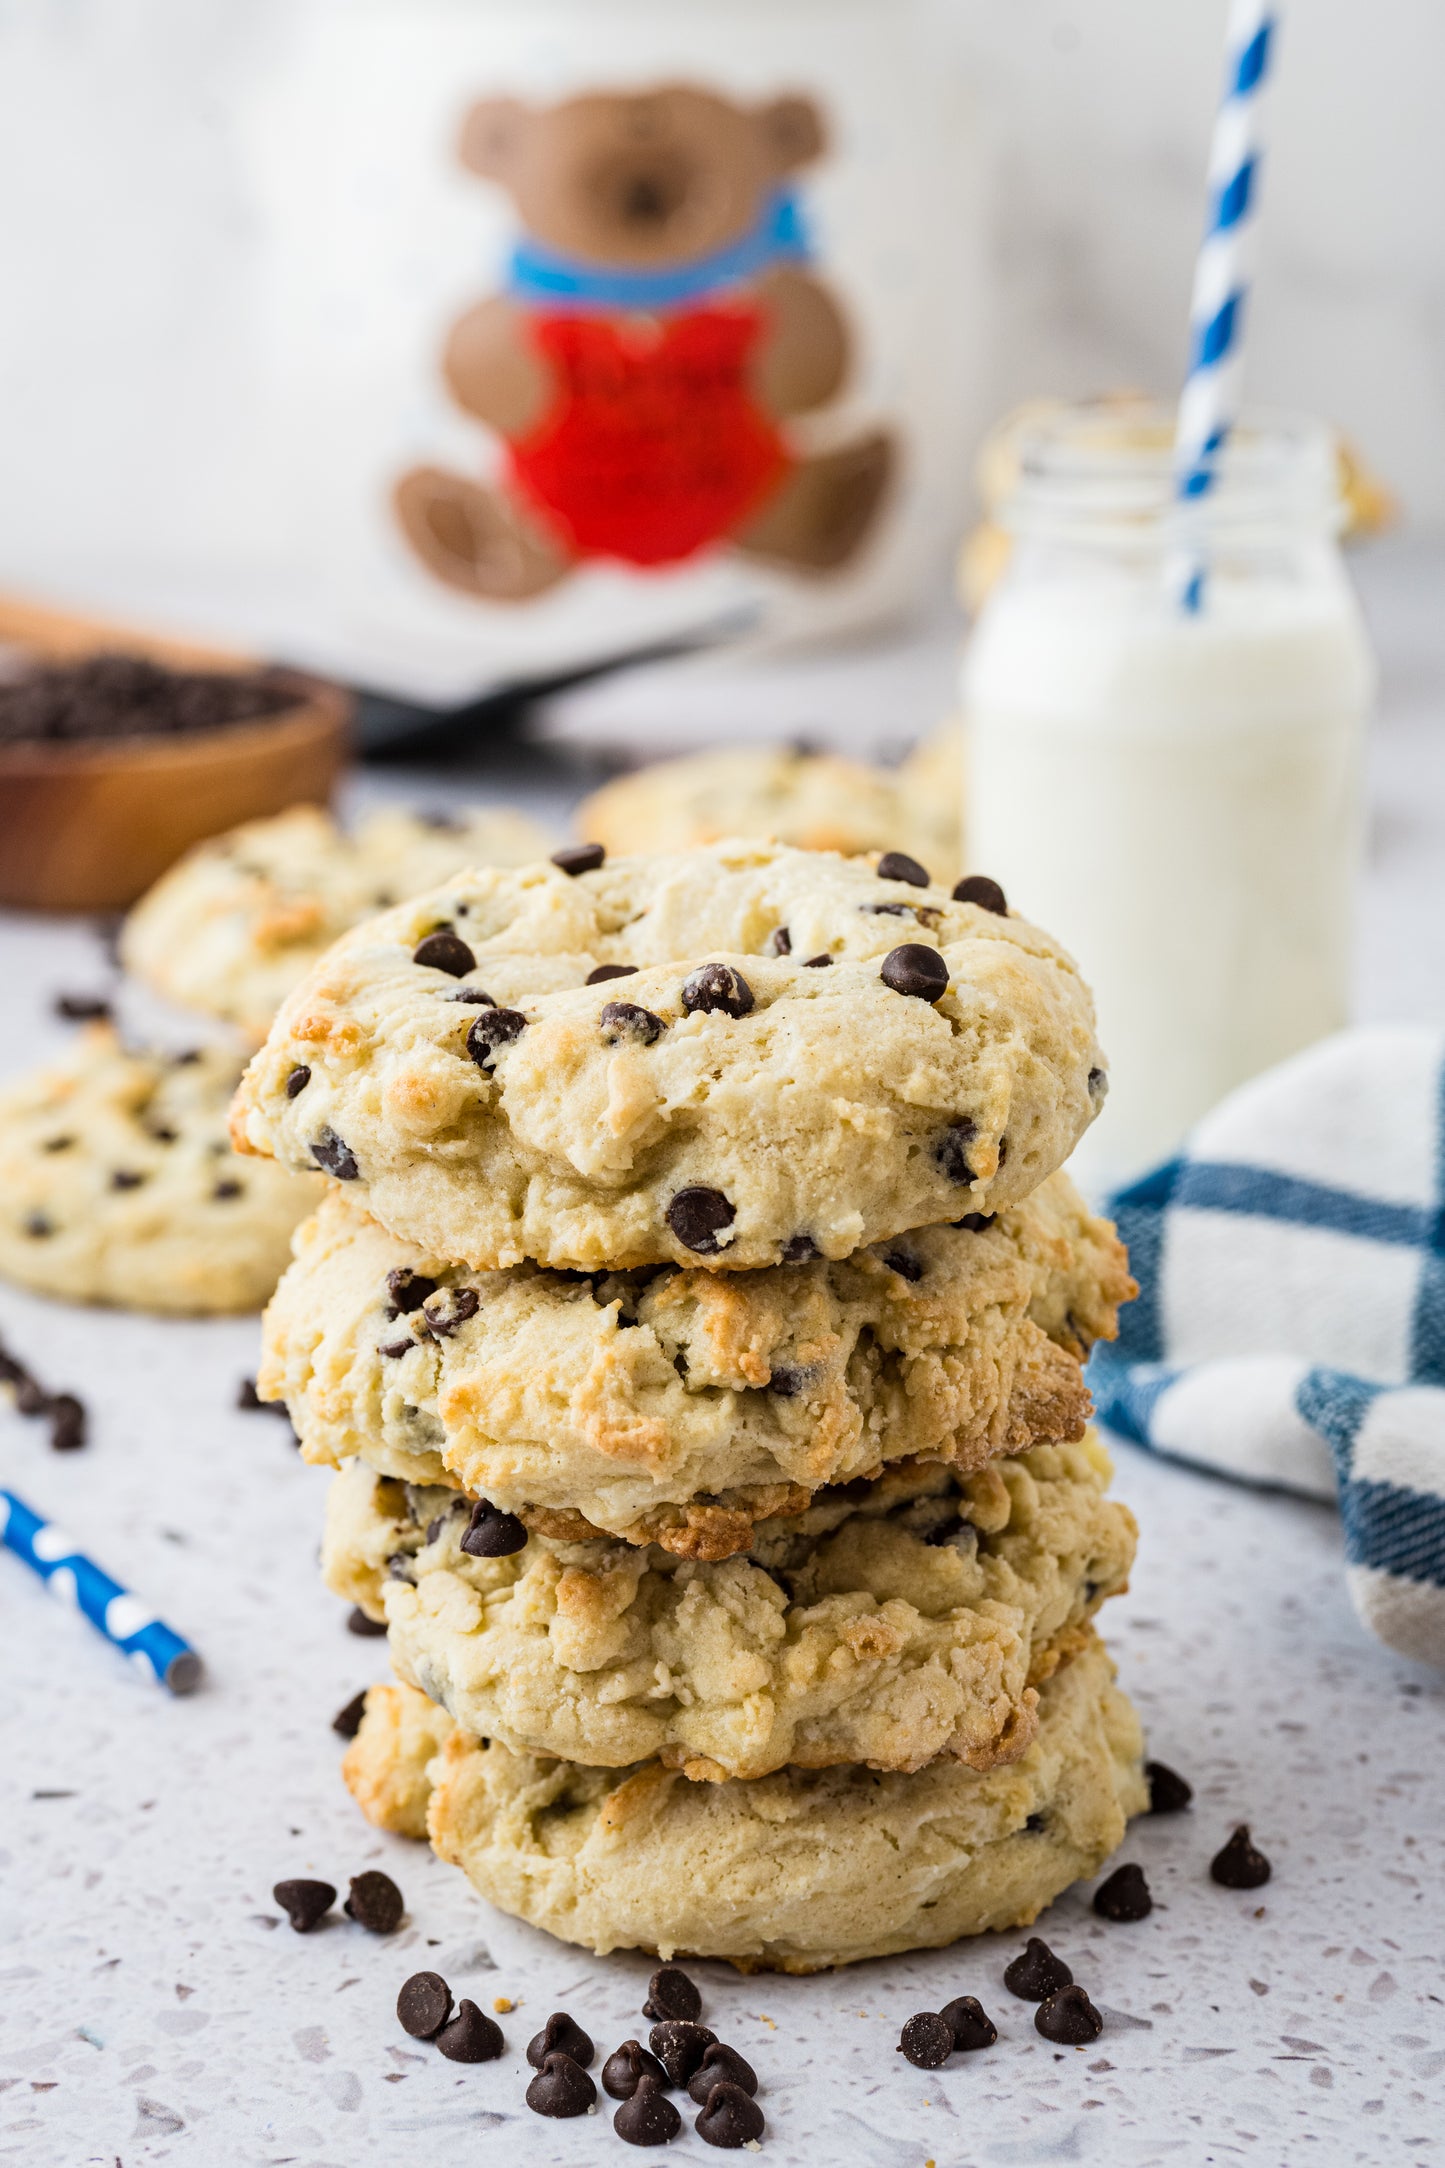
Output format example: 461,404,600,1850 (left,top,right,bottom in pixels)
241,0,993,700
